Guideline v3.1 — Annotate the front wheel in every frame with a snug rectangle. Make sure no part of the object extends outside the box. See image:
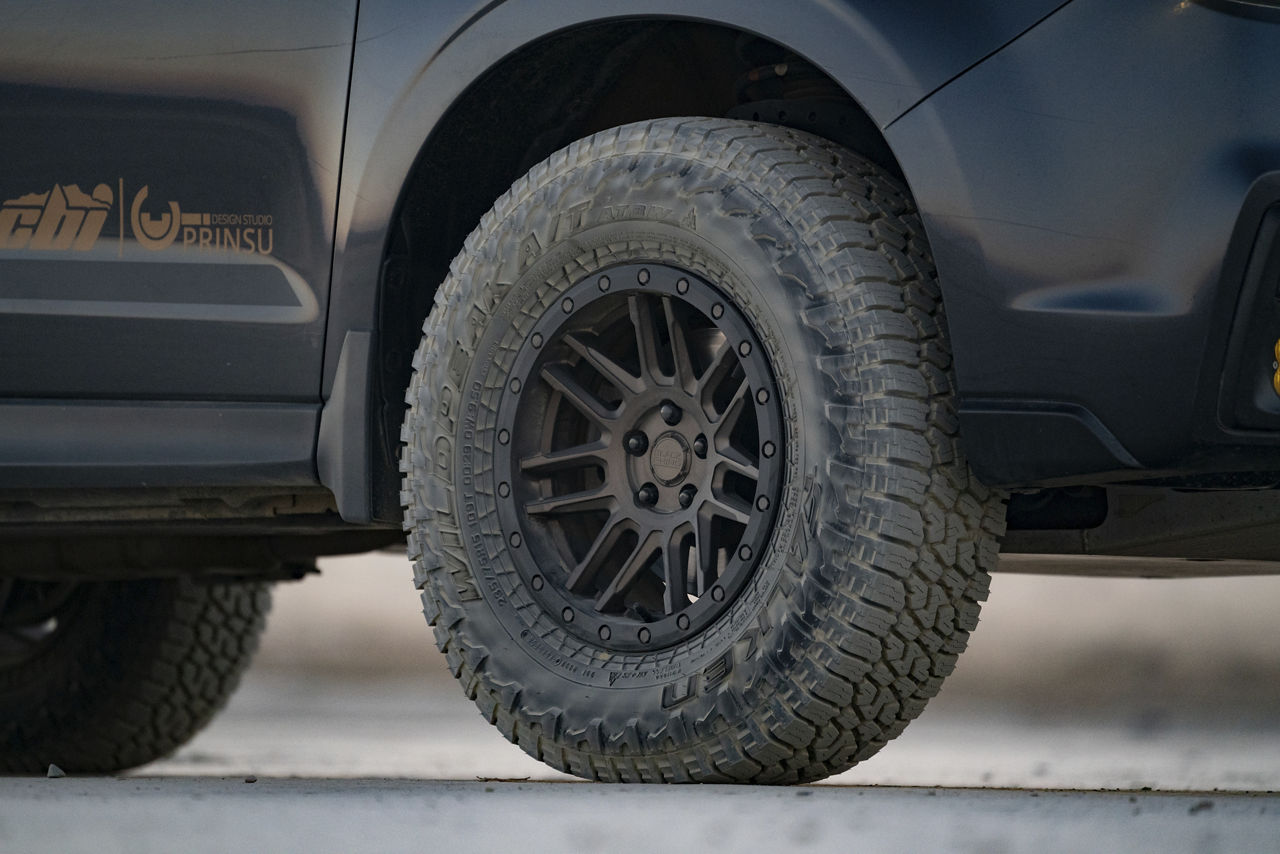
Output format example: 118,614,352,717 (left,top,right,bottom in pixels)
402,118,1004,783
